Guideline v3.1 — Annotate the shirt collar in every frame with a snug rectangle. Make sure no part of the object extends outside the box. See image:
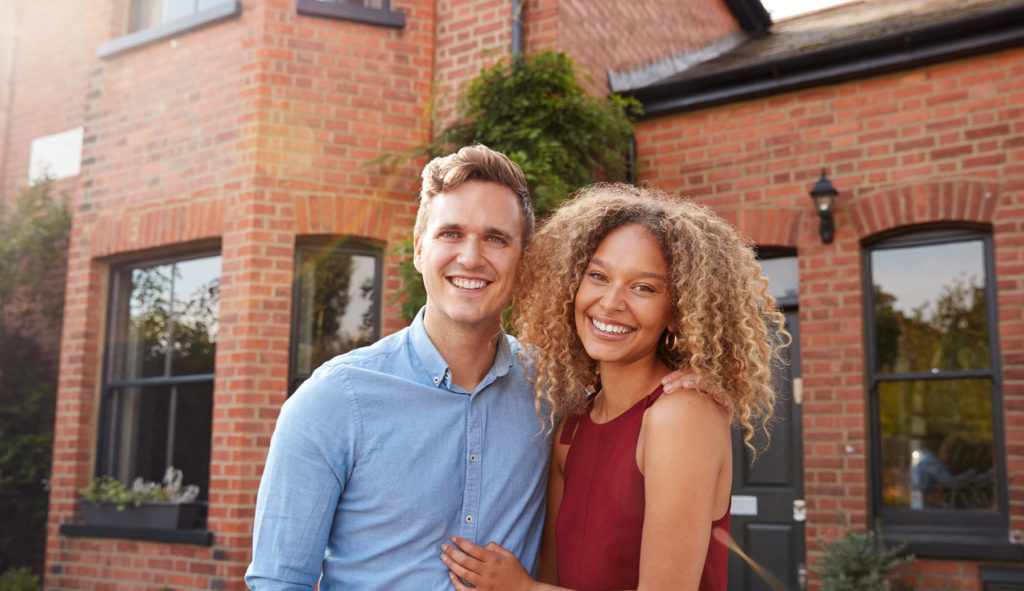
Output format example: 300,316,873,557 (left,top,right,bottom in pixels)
408,307,514,392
